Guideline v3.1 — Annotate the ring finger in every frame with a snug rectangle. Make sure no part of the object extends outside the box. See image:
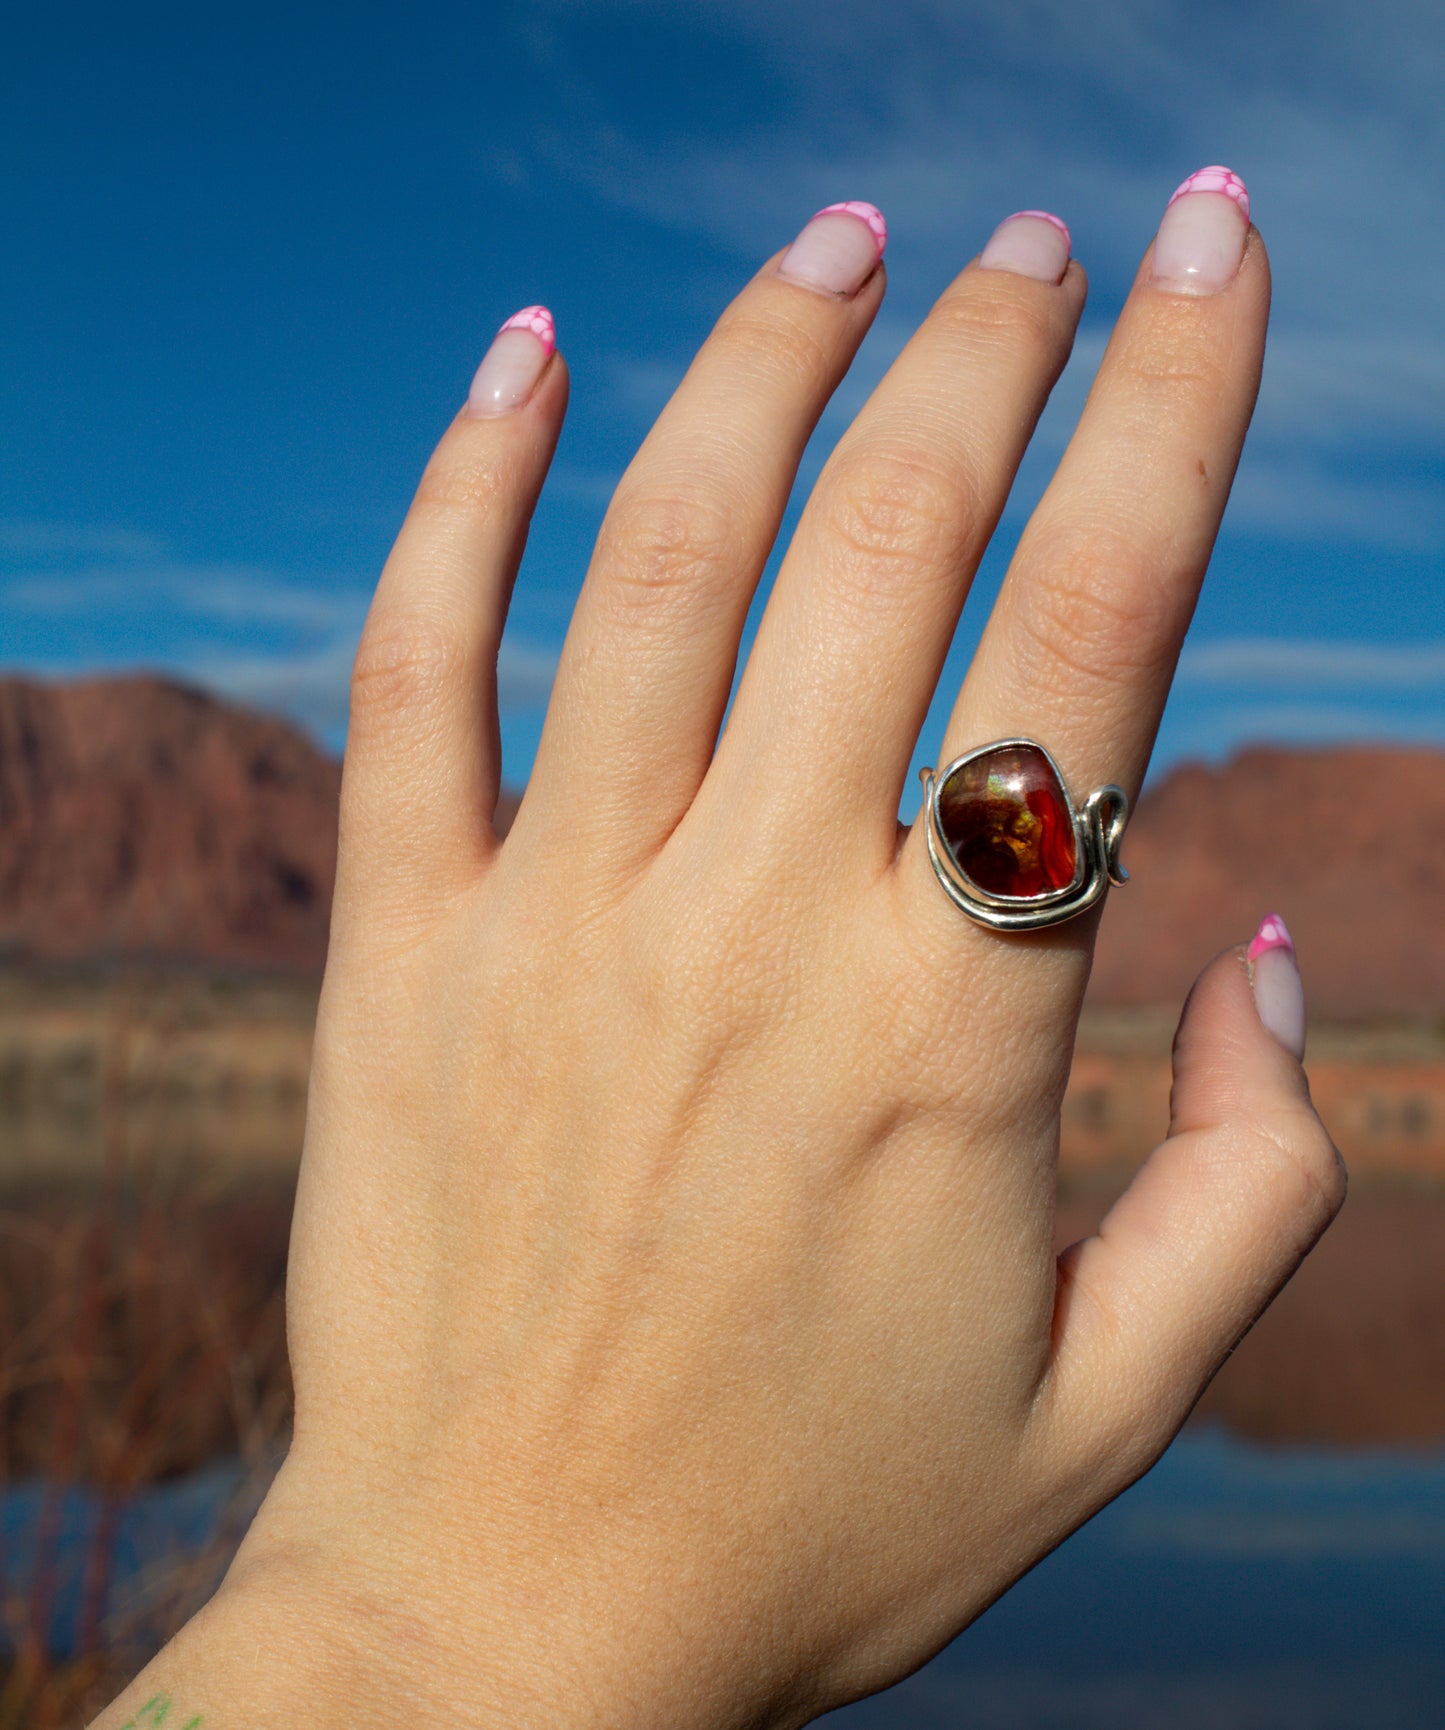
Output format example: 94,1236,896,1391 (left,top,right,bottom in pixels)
902,168,1268,955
